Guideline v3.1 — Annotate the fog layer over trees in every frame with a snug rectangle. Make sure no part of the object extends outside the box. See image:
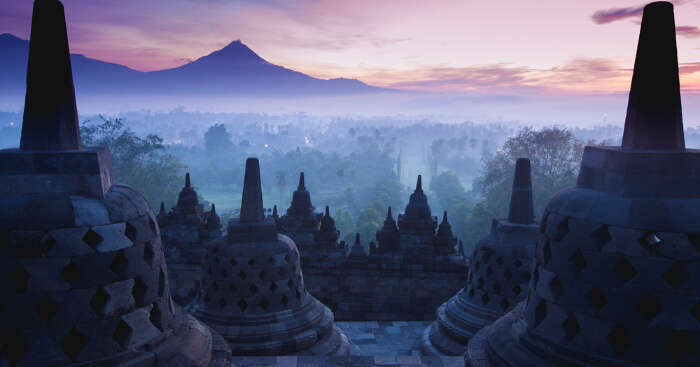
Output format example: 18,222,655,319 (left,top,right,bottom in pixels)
5,110,700,254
